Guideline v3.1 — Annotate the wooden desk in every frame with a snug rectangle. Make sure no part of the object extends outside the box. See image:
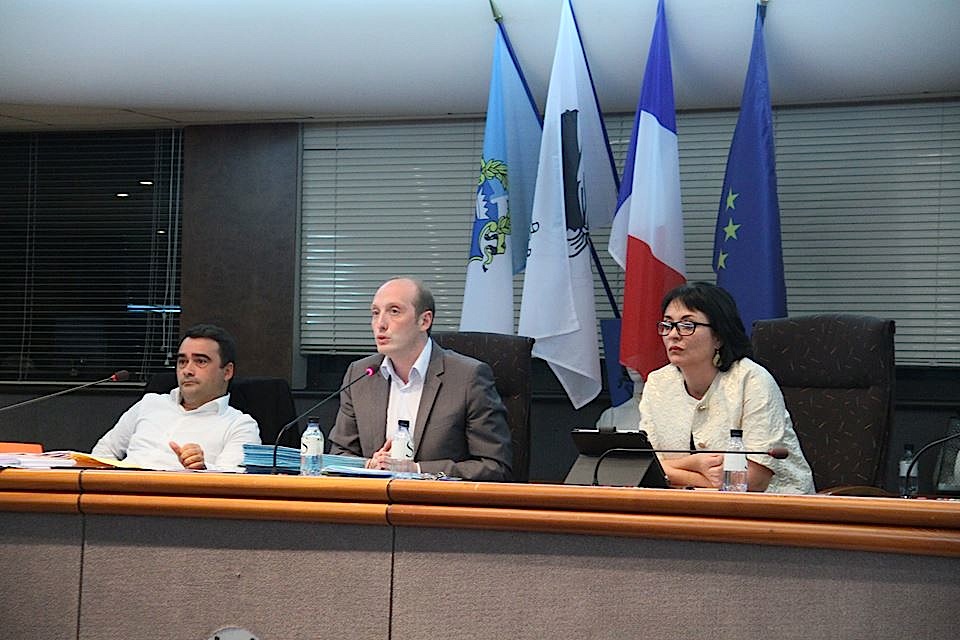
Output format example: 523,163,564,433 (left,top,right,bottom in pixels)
2,469,959,639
